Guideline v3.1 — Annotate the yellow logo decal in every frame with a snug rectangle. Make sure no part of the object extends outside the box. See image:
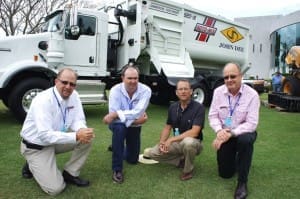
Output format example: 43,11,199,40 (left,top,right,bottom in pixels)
221,27,244,43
